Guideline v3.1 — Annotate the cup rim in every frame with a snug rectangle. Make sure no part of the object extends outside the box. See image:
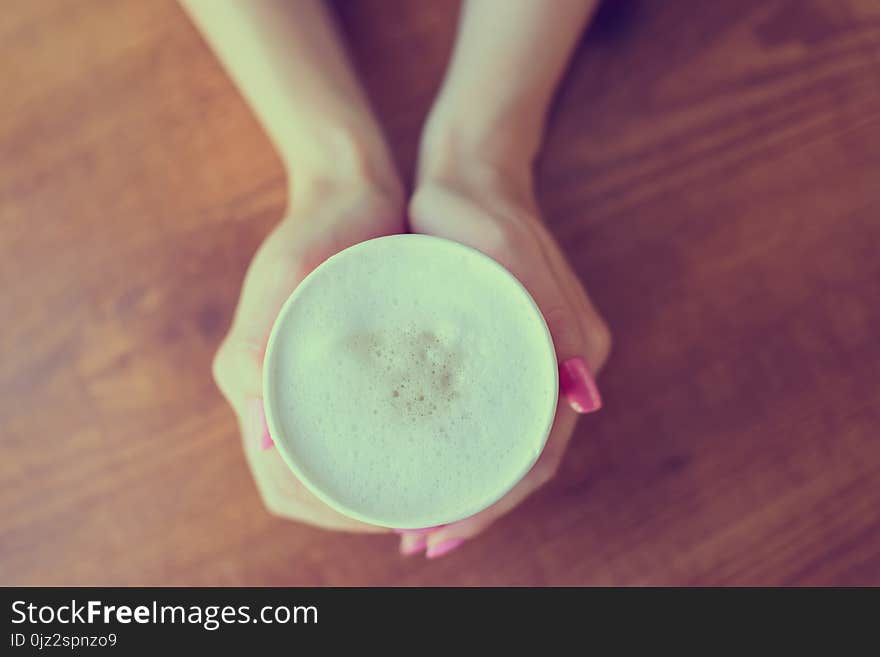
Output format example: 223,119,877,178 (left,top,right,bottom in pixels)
262,234,559,530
